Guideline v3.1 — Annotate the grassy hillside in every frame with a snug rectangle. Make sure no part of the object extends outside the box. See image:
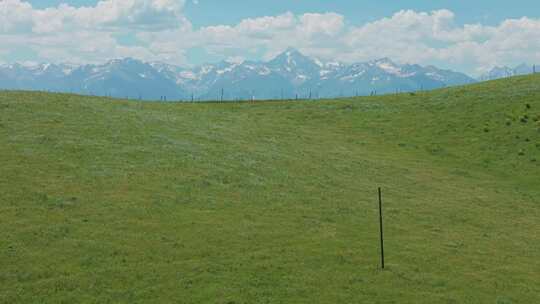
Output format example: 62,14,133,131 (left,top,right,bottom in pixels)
1,75,539,303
